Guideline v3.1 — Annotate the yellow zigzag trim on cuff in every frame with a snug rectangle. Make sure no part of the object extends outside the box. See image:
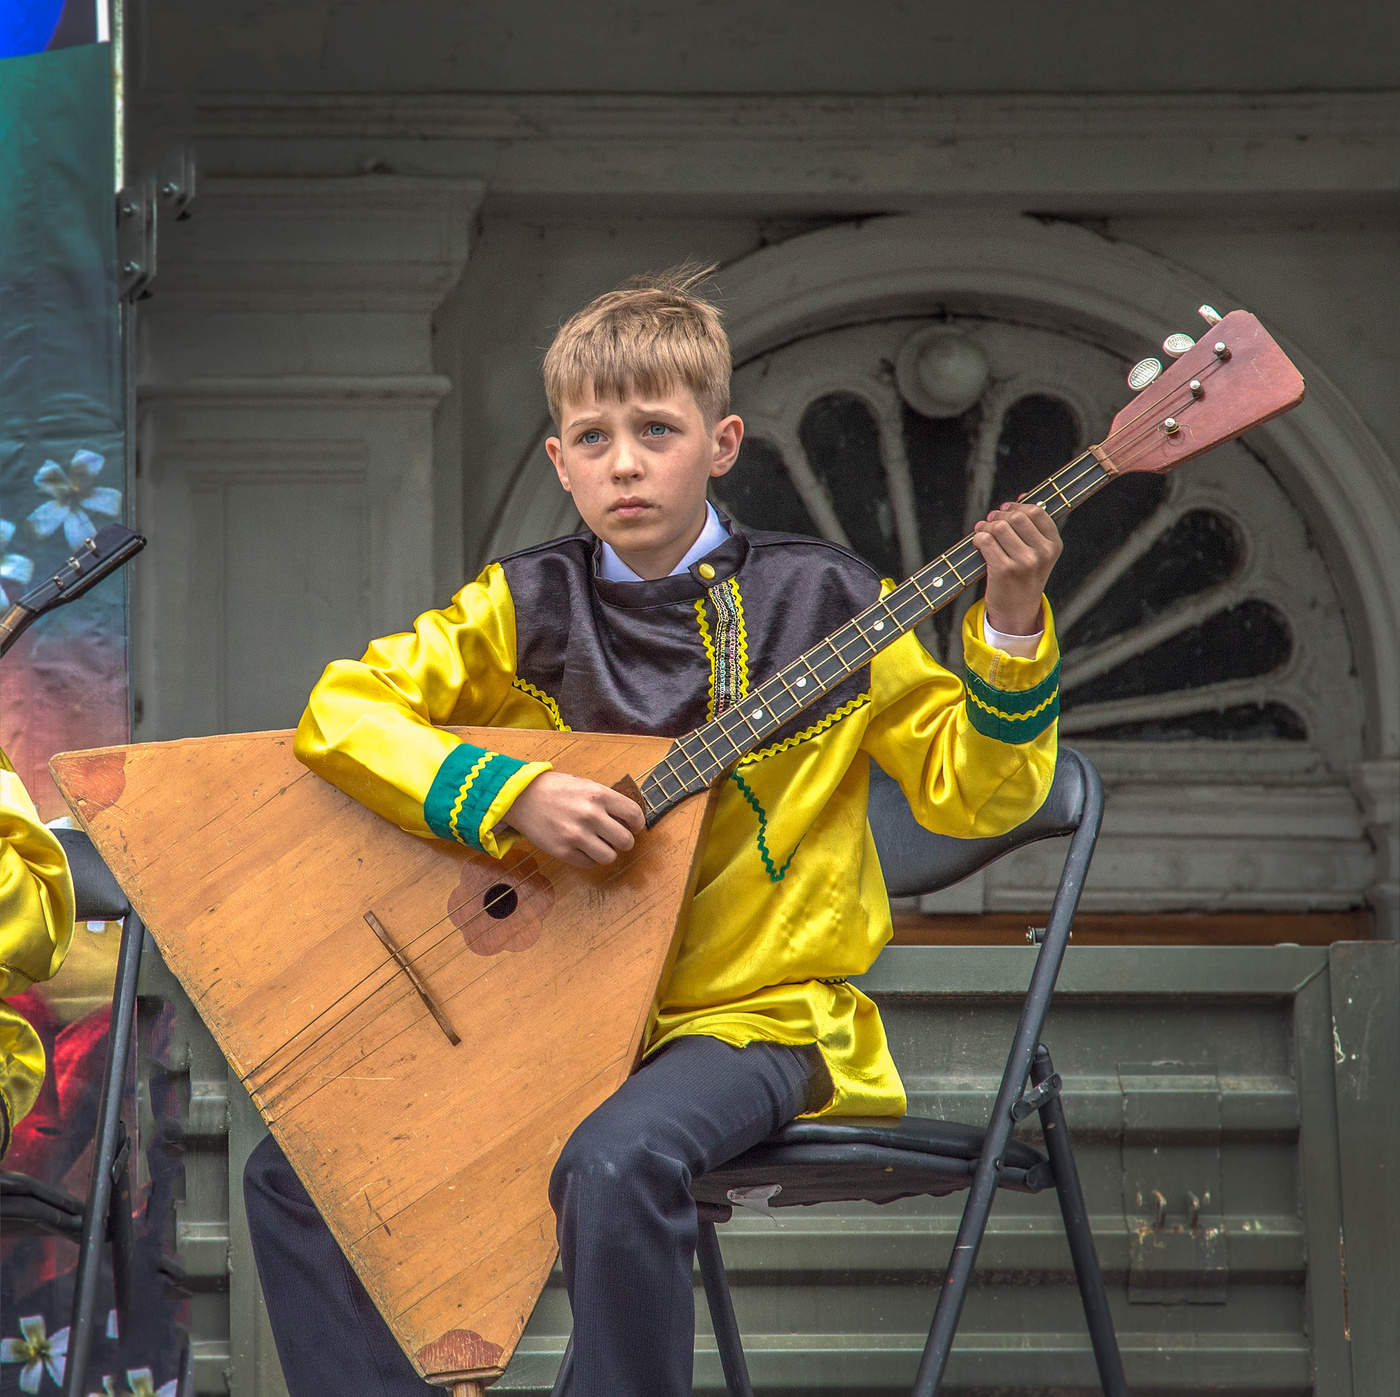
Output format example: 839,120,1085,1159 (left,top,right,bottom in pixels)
966,686,1060,724
447,751,493,841
511,676,572,731
693,596,719,721
738,692,871,765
